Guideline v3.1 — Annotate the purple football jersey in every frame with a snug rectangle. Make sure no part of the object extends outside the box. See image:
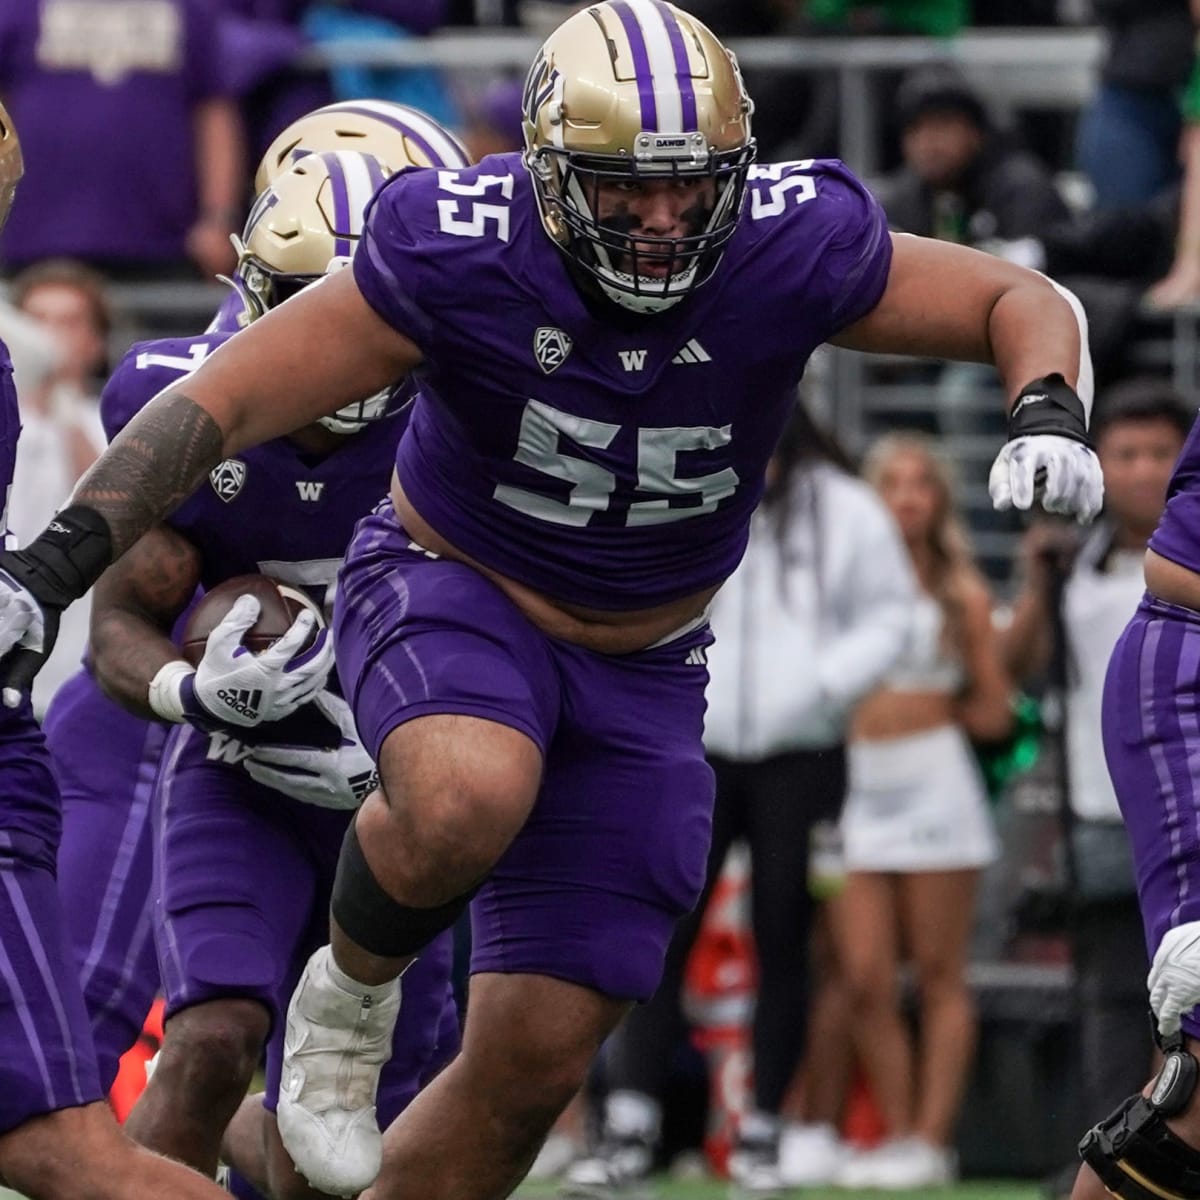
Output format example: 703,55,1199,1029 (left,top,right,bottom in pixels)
1149,408,1200,574
0,337,63,843
101,333,404,601
0,0,227,268
353,152,891,610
